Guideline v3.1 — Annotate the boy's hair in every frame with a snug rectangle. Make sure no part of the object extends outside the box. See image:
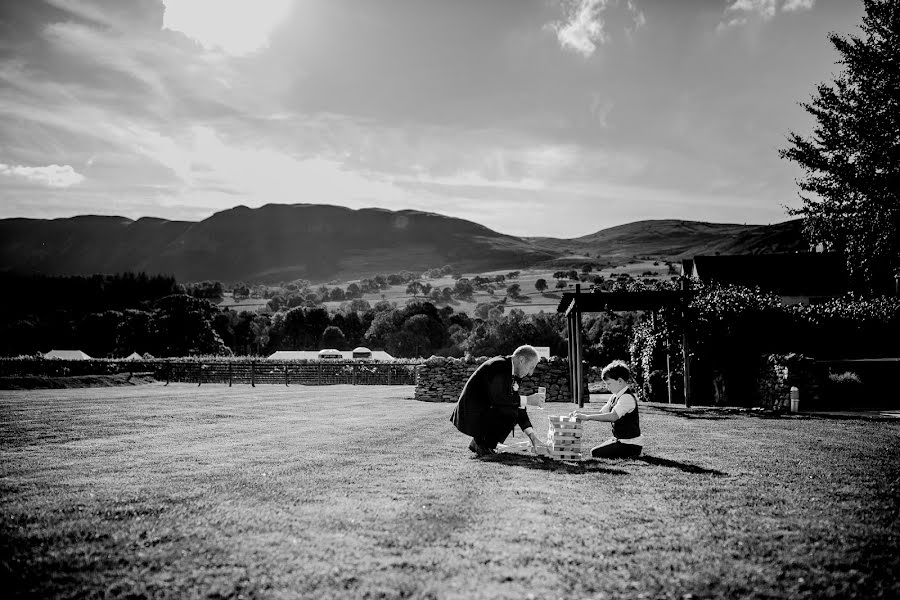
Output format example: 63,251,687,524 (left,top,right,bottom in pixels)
601,359,632,382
